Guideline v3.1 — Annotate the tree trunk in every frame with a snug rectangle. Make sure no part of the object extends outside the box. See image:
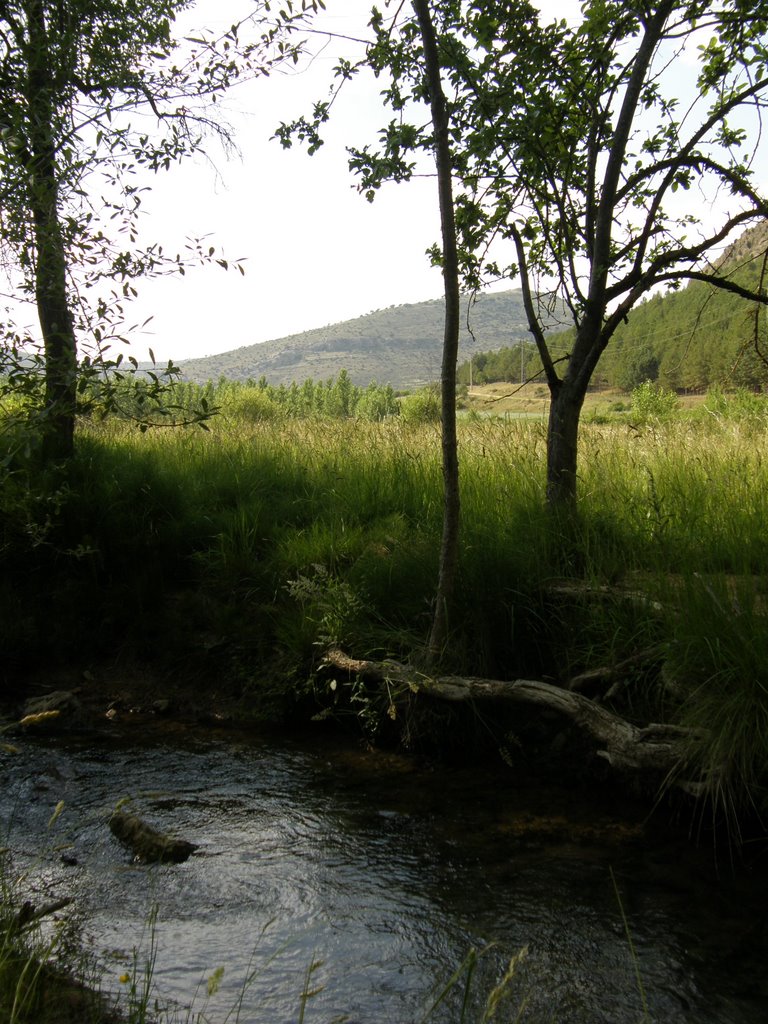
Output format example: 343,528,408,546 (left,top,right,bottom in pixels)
544,375,590,572
546,377,586,510
25,0,77,461
413,0,461,664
